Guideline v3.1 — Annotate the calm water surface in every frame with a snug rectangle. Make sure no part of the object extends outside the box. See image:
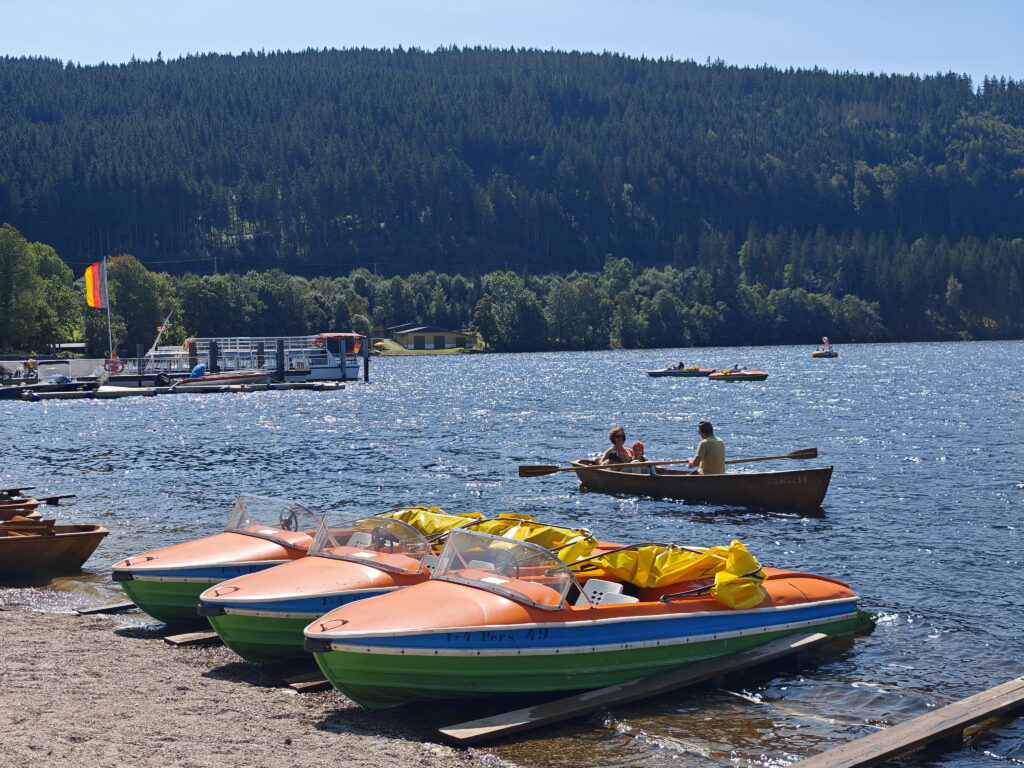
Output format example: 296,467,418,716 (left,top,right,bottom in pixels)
3,341,1023,767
